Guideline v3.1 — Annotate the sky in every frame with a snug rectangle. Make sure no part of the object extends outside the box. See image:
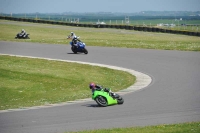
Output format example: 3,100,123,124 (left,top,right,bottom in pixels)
0,0,200,14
